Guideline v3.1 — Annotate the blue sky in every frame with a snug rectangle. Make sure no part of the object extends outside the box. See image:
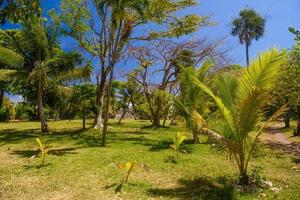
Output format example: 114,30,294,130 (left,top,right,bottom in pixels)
196,0,300,64
7,0,300,65
38,0,300,65
4,0,300,102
